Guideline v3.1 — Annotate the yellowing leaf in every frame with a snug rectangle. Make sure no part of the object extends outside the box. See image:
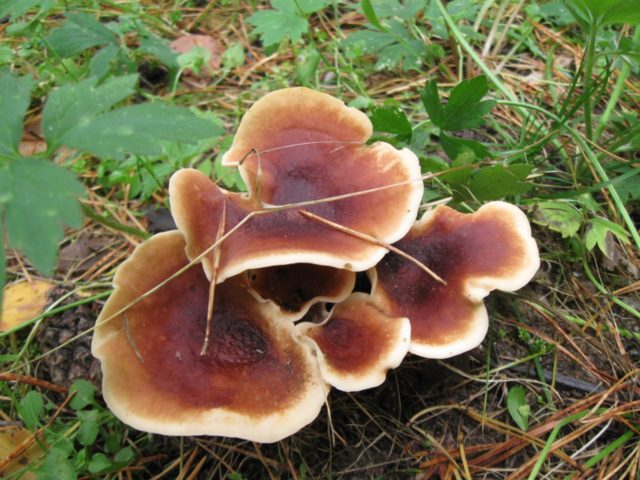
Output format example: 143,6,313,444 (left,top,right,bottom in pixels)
0,428,45,479
0,280,53,331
